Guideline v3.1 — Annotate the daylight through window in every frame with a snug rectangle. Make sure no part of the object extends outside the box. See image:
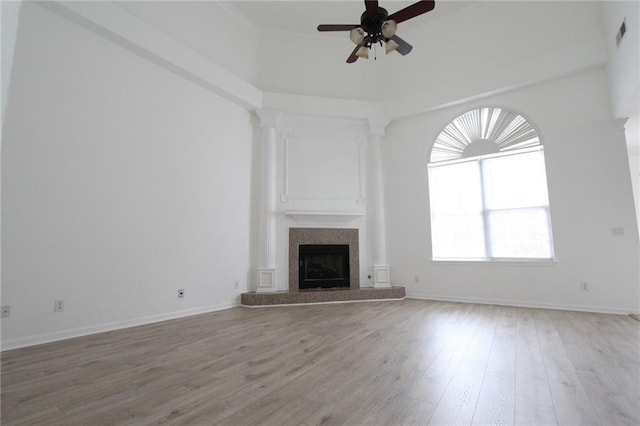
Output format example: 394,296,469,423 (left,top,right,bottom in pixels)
428,107,554,261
